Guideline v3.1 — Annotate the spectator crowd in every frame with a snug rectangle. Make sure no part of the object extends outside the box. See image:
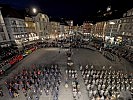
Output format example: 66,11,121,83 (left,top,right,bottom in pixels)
104,46,133,63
